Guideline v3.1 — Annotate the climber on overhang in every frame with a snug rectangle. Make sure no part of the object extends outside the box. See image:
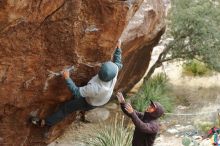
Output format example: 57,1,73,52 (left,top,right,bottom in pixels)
31,39,123,128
